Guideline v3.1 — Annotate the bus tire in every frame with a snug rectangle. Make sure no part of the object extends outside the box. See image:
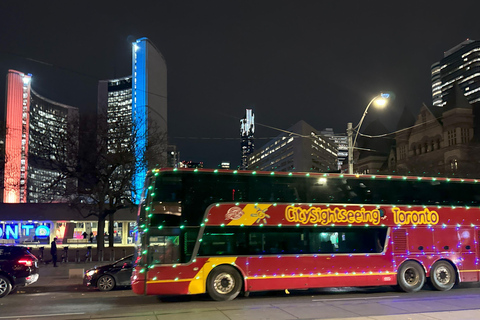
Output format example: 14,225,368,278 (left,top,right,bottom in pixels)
397,261,425,293
206,266,242,301
429,261,456,291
